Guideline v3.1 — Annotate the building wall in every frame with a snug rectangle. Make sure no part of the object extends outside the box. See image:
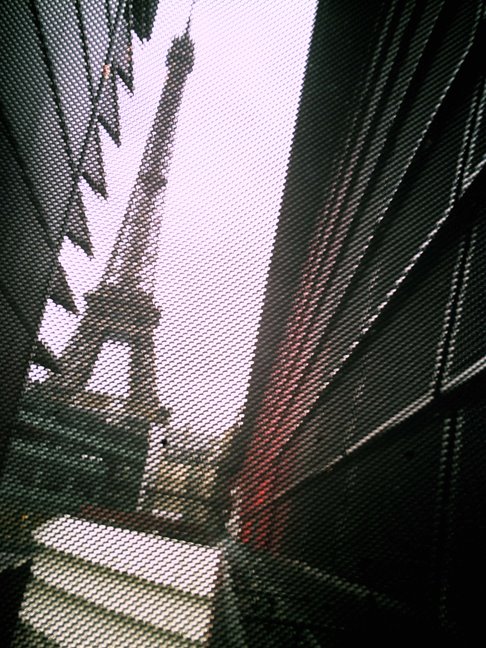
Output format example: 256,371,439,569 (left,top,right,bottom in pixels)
237,0,486,639
0,1,157,475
